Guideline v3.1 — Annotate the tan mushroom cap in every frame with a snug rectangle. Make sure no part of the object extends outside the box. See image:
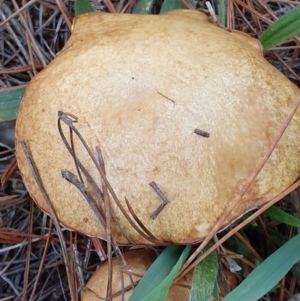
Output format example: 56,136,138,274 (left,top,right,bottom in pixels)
81,249,192,301
15,10,300,245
